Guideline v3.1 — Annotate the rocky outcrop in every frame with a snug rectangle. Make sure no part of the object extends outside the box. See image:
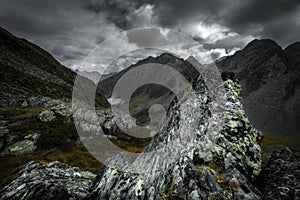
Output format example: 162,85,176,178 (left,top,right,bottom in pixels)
0,119,39,156
0,161,95,200
88,74,263,199
0,50,298,199
257,147,300,199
